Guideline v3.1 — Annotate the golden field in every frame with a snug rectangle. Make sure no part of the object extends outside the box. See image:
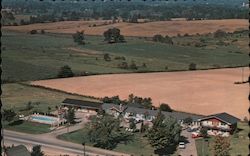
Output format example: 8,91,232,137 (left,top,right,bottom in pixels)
3,19,248,37
31,67,249,120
